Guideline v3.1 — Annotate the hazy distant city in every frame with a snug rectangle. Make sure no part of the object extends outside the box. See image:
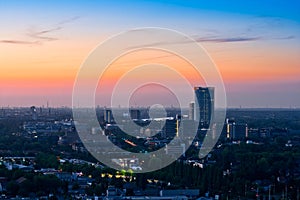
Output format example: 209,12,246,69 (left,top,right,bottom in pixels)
0,86,299,199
